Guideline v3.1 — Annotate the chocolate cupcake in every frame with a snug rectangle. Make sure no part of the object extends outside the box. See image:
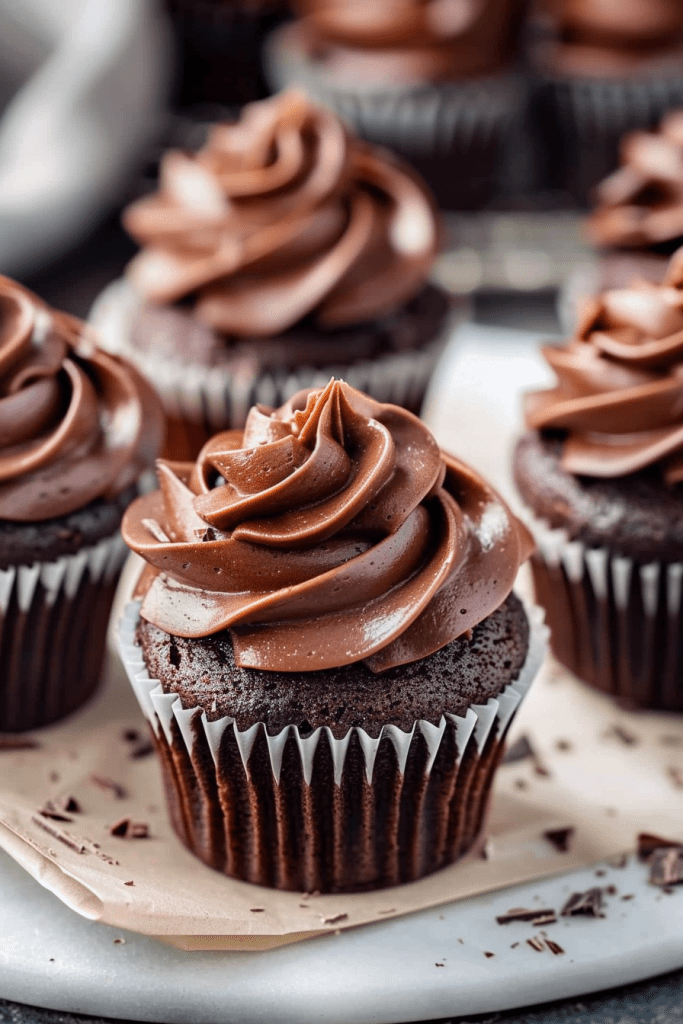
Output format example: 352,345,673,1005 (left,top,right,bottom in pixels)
90,91,457,462
264,0,527,210
0,277,164,731
514,249,683,709
164,0,289,108
118,380,542,892
531,0,683,205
